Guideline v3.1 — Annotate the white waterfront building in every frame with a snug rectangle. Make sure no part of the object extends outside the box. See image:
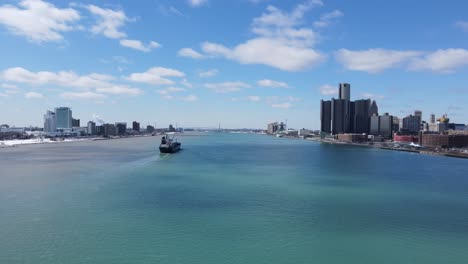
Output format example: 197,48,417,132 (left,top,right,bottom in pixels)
43,110,57,133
